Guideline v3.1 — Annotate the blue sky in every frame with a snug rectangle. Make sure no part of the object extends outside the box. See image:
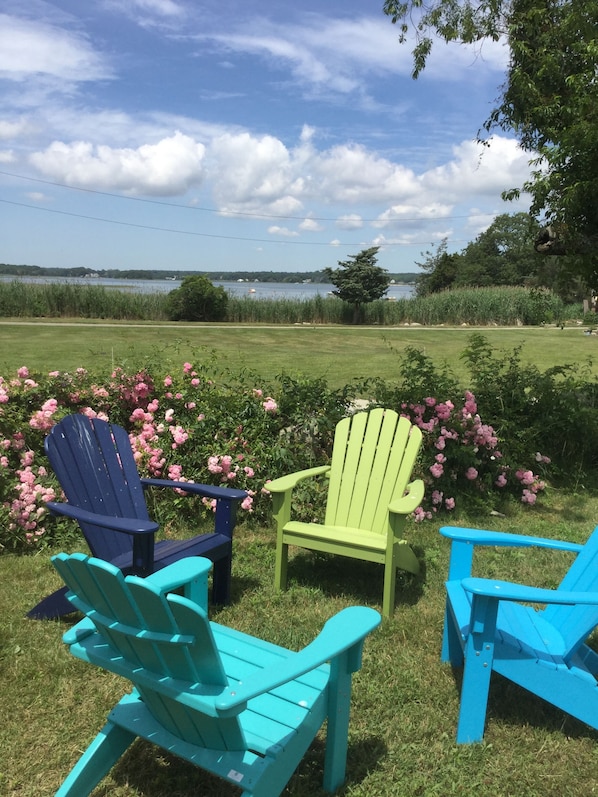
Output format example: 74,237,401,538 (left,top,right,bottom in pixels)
0,0,533,274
